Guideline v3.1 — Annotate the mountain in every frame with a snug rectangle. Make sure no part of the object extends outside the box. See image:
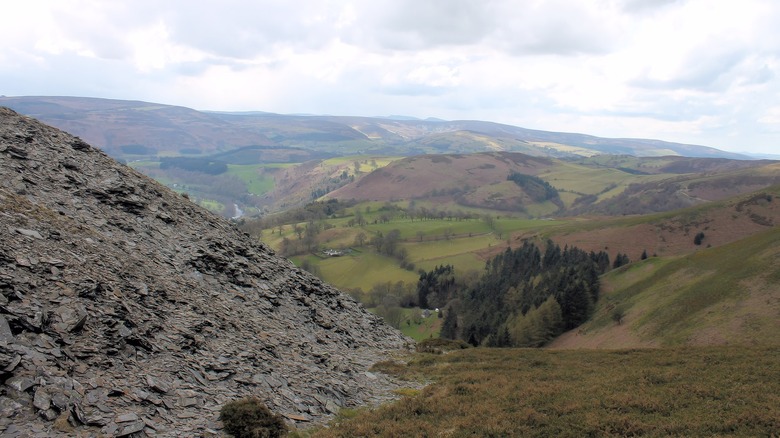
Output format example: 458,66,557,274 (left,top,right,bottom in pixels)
0,107,411,436
0,96,276,158
0,96,749,160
